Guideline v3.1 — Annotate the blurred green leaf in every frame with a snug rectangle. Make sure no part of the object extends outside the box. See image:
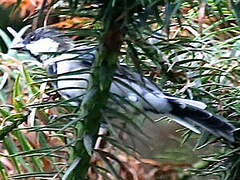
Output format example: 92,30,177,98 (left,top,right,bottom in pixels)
0,108,10,118
13,73,25,111
22,65,40,96
0,161,8,180
62,157,81,180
